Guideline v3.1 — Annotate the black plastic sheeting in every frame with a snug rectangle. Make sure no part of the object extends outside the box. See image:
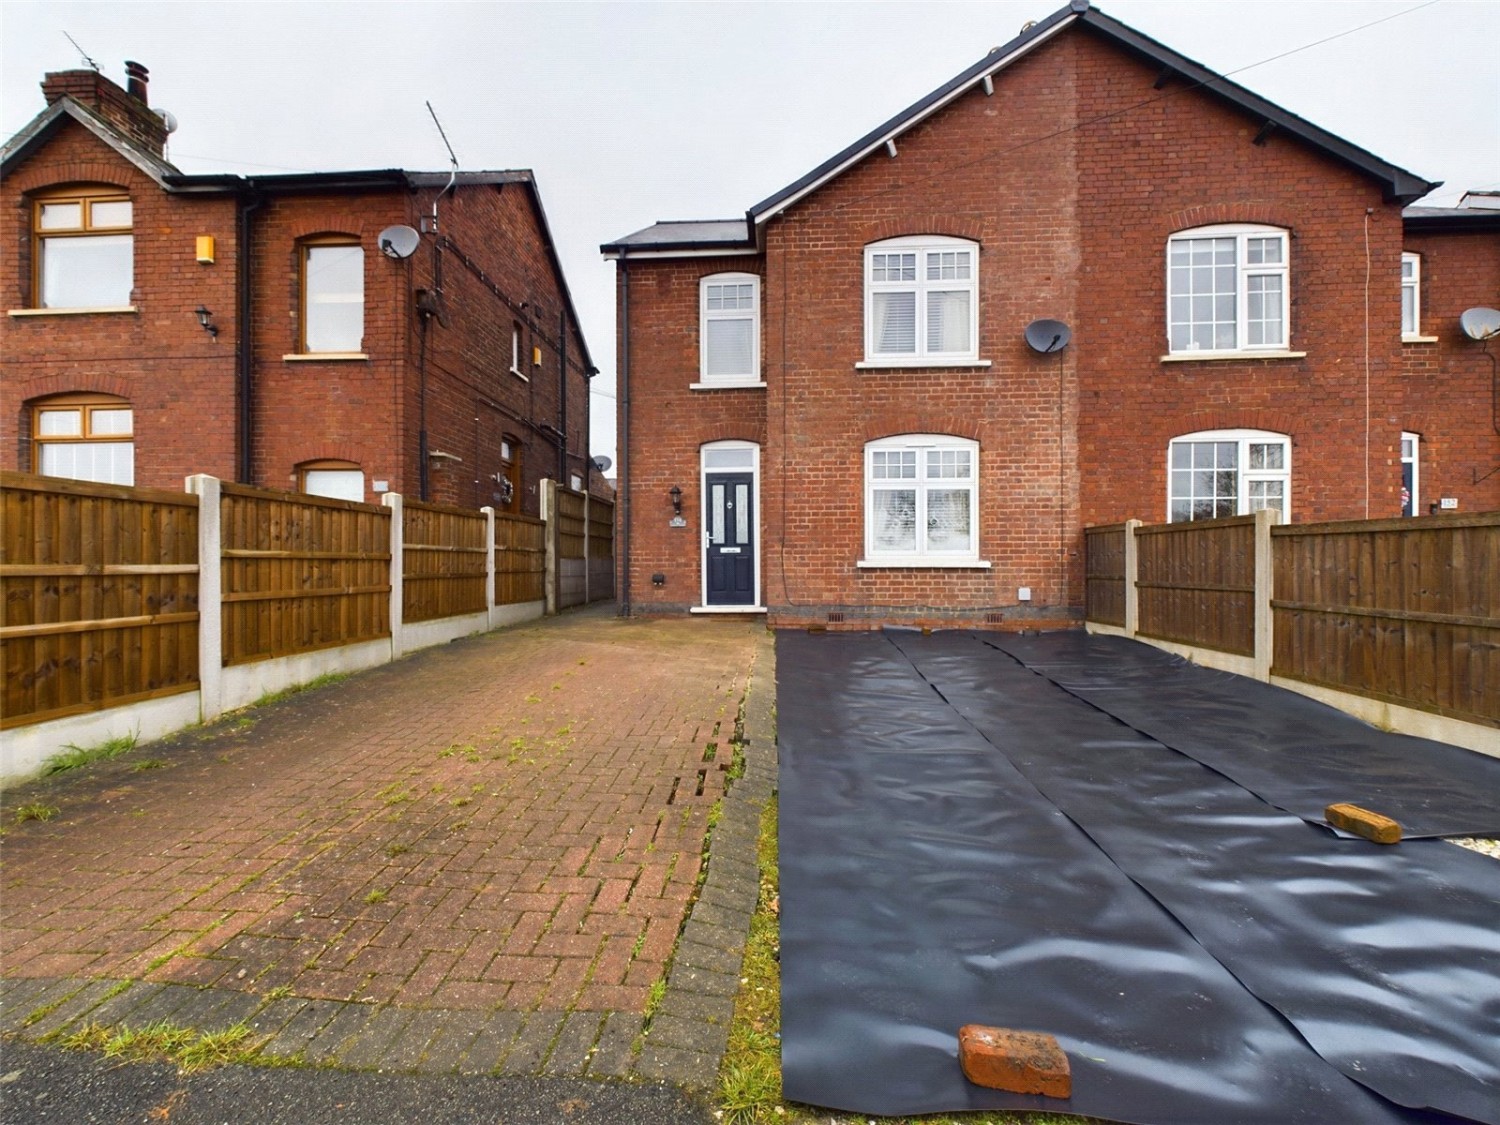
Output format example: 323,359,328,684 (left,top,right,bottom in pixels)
777,630,1499,1124
987,630,1500,839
